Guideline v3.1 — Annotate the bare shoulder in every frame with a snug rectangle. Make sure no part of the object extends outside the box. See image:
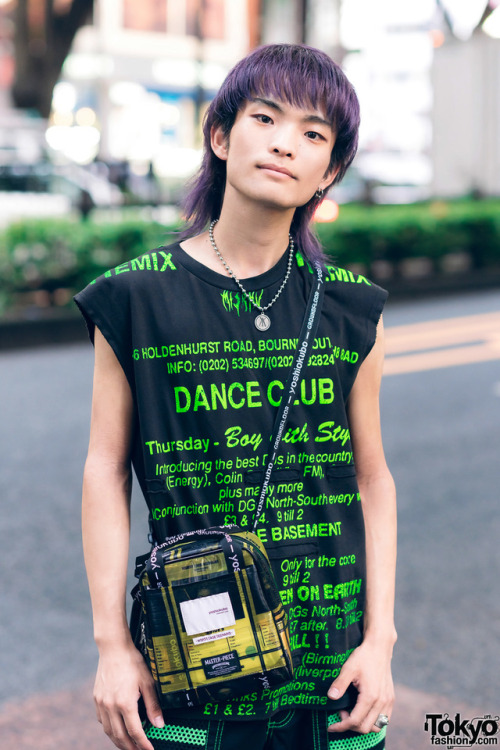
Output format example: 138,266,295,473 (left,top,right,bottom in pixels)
87,327,134,465
351,316,385,398
347,317,388,480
